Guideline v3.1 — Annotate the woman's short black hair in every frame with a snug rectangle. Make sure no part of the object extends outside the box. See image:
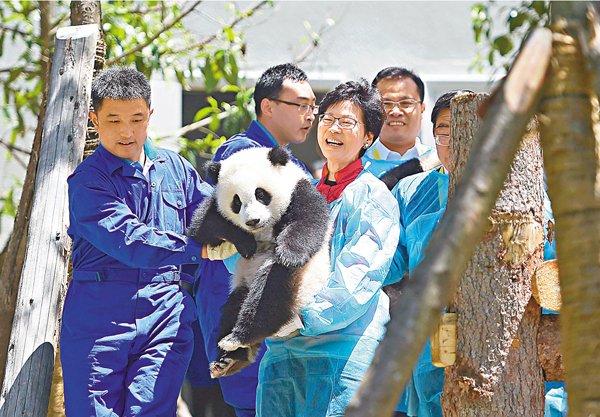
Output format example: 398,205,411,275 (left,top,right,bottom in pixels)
318,78,384,157
91,66,151,112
